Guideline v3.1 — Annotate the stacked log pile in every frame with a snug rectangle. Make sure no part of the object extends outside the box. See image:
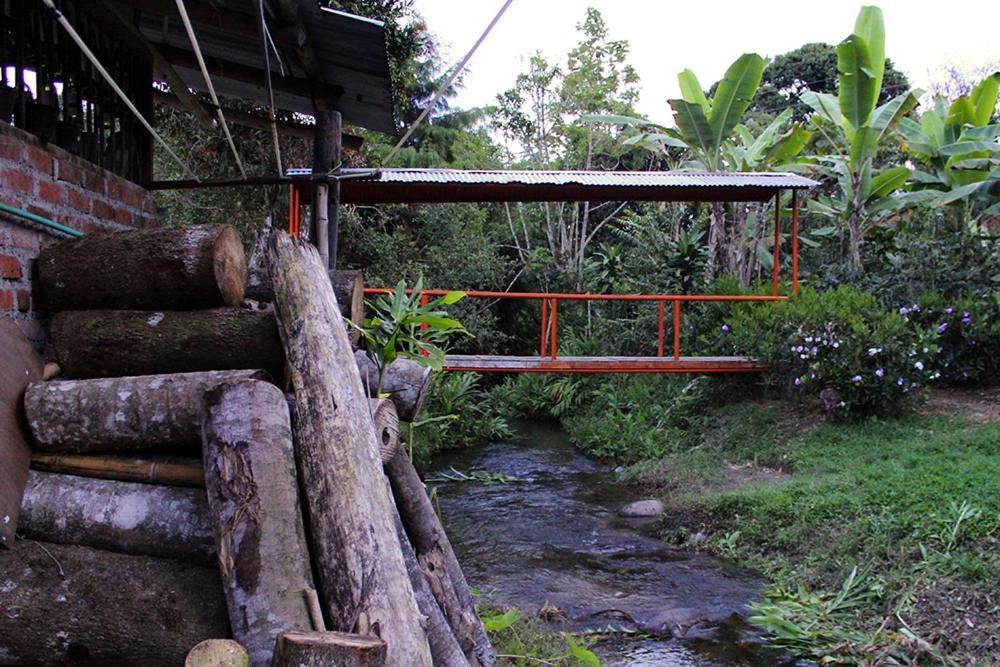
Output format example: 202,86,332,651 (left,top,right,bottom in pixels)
0,225,494,666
